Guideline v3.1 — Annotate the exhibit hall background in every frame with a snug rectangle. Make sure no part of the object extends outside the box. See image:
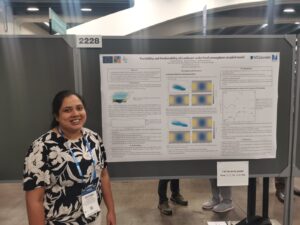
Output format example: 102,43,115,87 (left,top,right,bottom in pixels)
0,35,295,181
